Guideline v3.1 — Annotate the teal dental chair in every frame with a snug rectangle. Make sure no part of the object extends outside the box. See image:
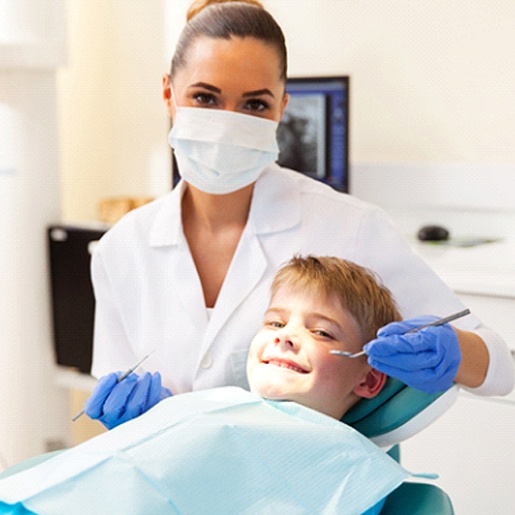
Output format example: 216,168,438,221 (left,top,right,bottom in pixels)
342,377,458,514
